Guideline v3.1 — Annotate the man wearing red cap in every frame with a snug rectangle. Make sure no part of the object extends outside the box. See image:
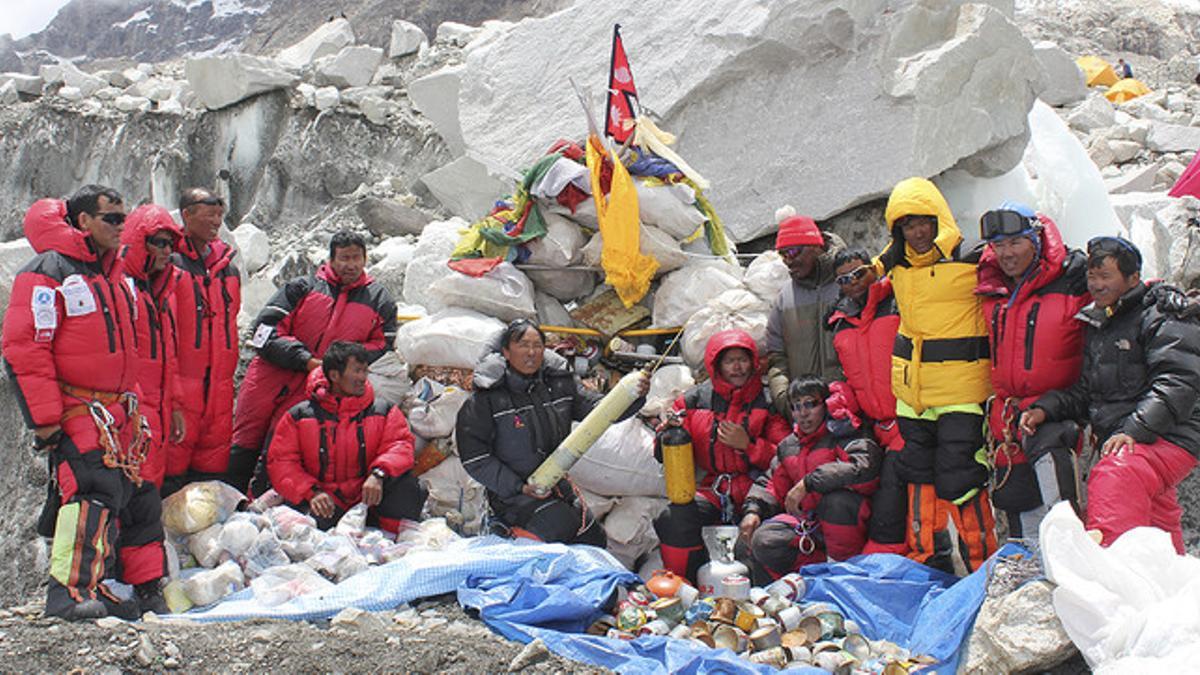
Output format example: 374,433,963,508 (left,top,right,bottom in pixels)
765,210,844,416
